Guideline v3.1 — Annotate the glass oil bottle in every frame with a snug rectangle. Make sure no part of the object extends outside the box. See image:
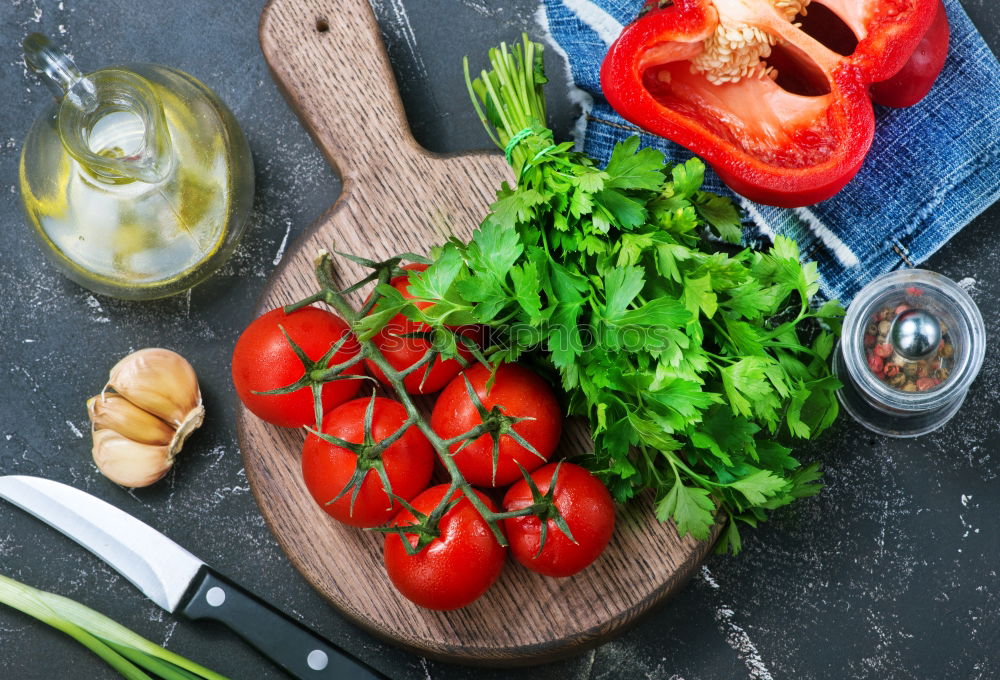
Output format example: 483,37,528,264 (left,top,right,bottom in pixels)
19,34,254,300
